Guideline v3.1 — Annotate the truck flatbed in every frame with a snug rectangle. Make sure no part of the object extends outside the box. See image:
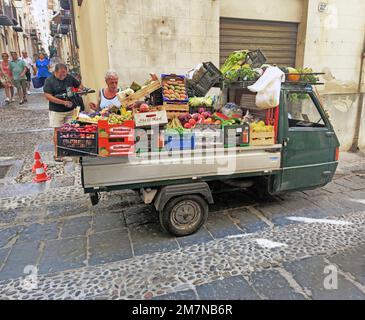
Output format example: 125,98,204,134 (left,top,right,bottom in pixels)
81,144,282,191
